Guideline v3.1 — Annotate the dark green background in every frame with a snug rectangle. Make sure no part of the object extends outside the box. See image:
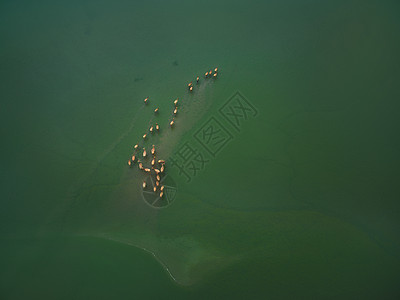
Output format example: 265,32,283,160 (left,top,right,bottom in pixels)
1,0,399,298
